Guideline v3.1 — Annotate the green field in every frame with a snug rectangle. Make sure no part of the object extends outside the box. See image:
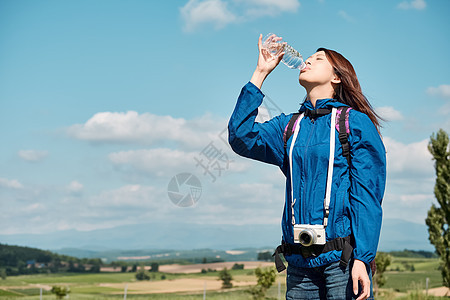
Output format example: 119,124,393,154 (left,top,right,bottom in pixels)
383,257,443,292
0,257,448,300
